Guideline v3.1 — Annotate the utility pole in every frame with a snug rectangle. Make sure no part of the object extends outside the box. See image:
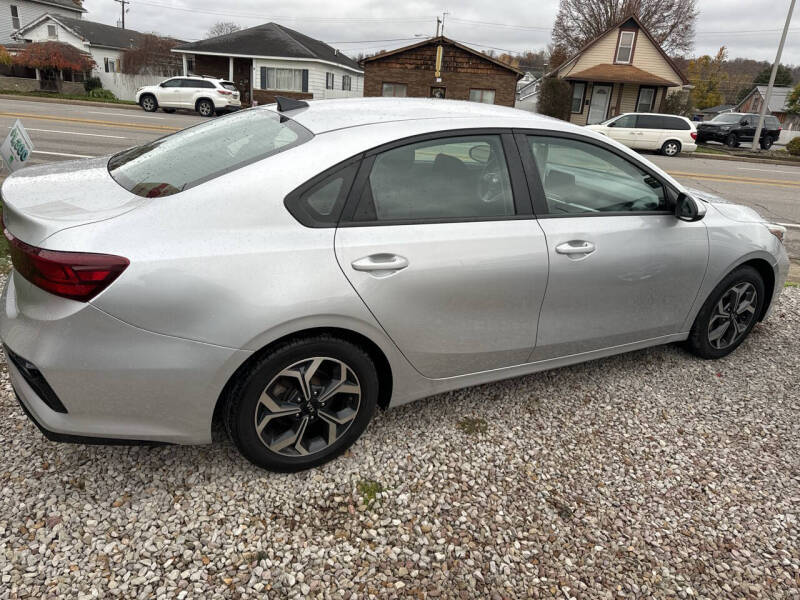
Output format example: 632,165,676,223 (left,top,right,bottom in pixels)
751,0,795,151
441,12,448,37
435,17,441,37
114,0,130,29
